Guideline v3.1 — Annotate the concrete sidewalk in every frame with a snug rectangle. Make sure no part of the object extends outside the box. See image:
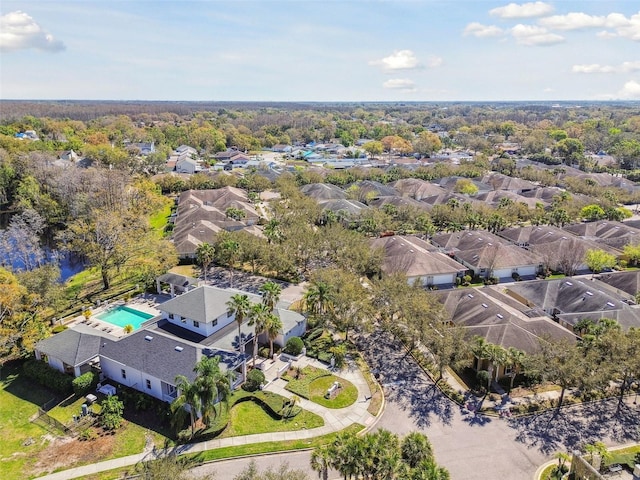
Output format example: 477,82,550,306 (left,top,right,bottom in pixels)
34,357,378,480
